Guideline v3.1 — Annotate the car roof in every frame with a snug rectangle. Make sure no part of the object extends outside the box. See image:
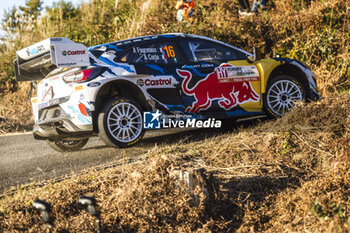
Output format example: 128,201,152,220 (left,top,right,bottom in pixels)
89,33,252,56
